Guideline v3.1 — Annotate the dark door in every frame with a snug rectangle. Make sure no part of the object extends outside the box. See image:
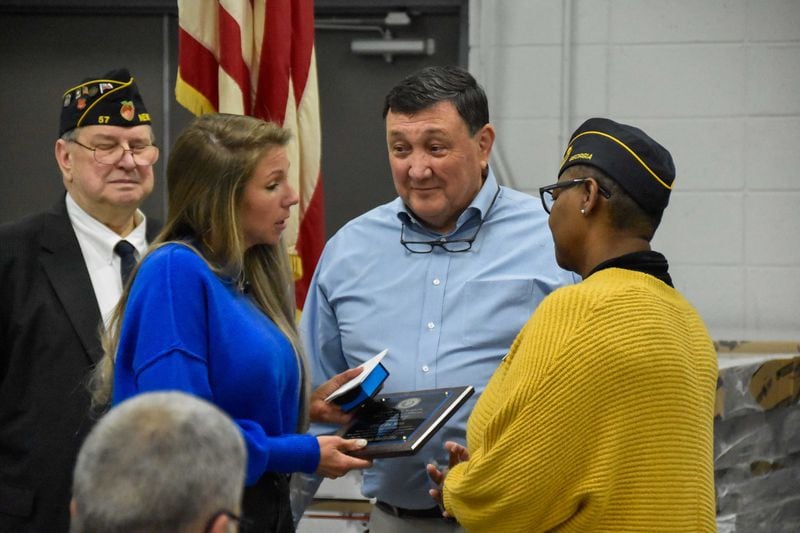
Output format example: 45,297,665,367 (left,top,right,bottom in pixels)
314,5,464,236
